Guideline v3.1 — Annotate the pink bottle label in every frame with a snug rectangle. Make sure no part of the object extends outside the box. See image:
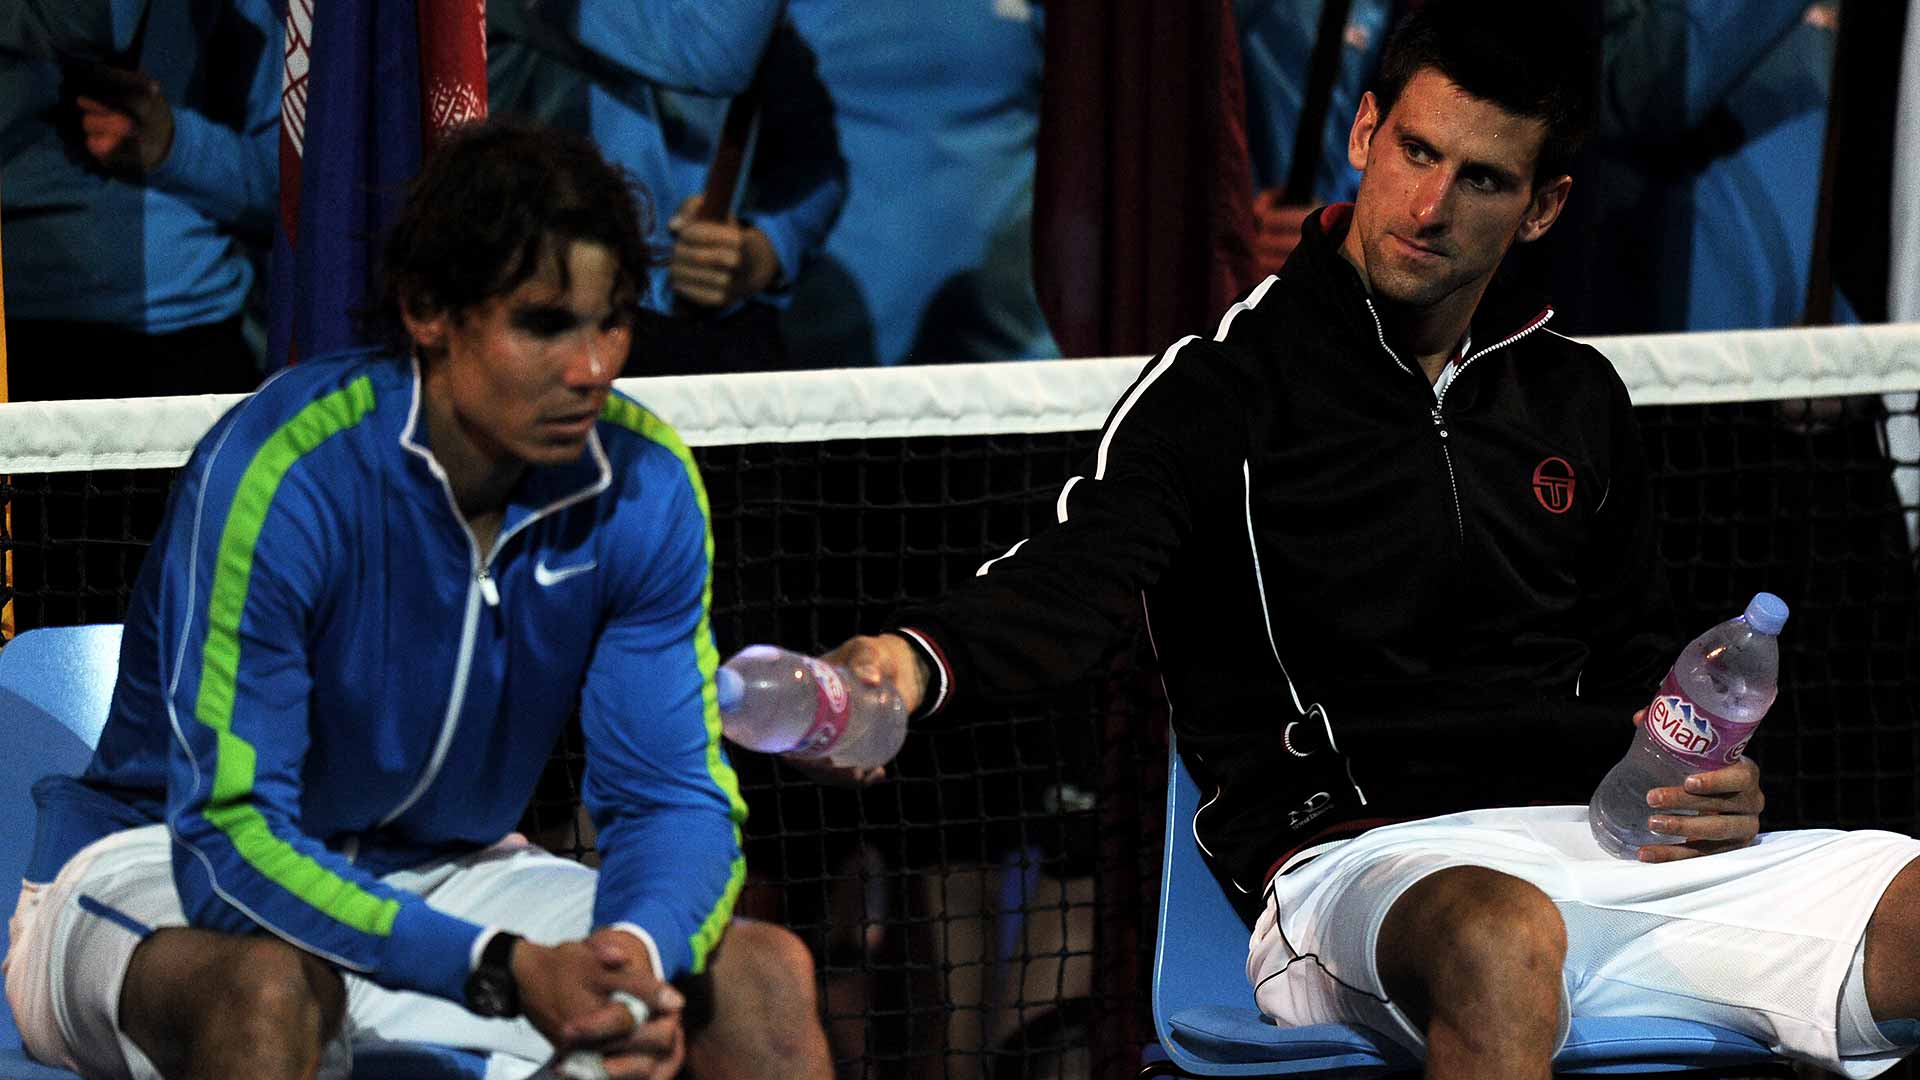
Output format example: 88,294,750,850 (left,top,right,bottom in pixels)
1644,670,1758,769
786,658,851,759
